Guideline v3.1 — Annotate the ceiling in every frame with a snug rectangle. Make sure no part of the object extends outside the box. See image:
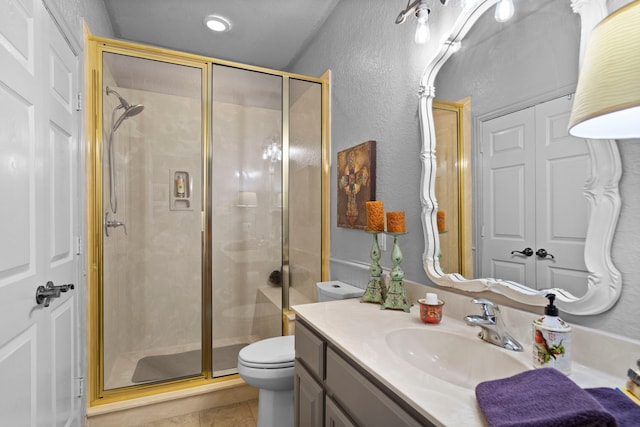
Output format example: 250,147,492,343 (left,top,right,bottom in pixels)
102,0,342,71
